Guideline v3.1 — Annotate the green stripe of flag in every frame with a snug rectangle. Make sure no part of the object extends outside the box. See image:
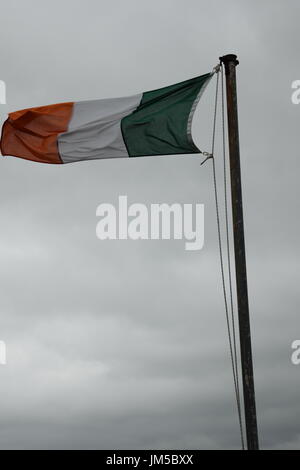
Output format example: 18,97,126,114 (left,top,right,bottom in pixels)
121,72,212,157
